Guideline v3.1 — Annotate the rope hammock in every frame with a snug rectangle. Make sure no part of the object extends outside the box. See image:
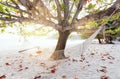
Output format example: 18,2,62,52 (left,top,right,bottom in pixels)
18,7,119,58
80,26,103,55
65,26,103,57
66,7,119,56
